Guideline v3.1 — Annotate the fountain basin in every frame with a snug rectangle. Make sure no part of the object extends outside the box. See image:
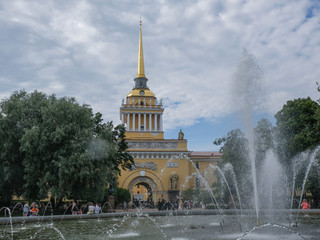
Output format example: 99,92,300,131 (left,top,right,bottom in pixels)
1,209,320,239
